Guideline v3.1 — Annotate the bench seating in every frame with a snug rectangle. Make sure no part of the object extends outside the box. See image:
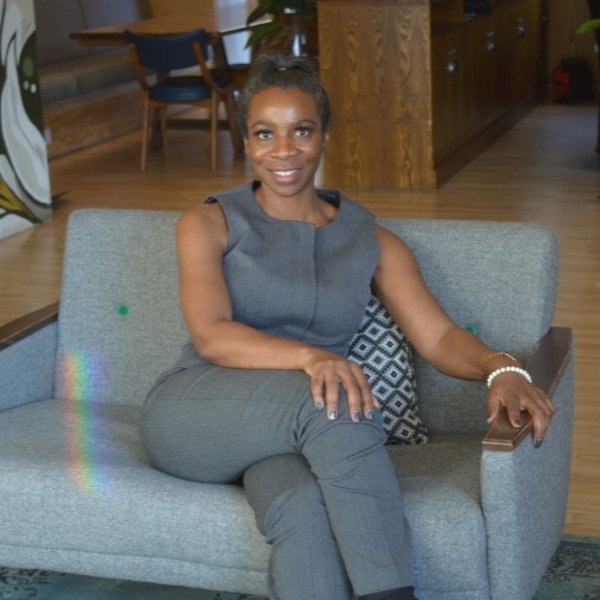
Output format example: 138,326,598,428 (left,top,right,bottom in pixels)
35,0,152,158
